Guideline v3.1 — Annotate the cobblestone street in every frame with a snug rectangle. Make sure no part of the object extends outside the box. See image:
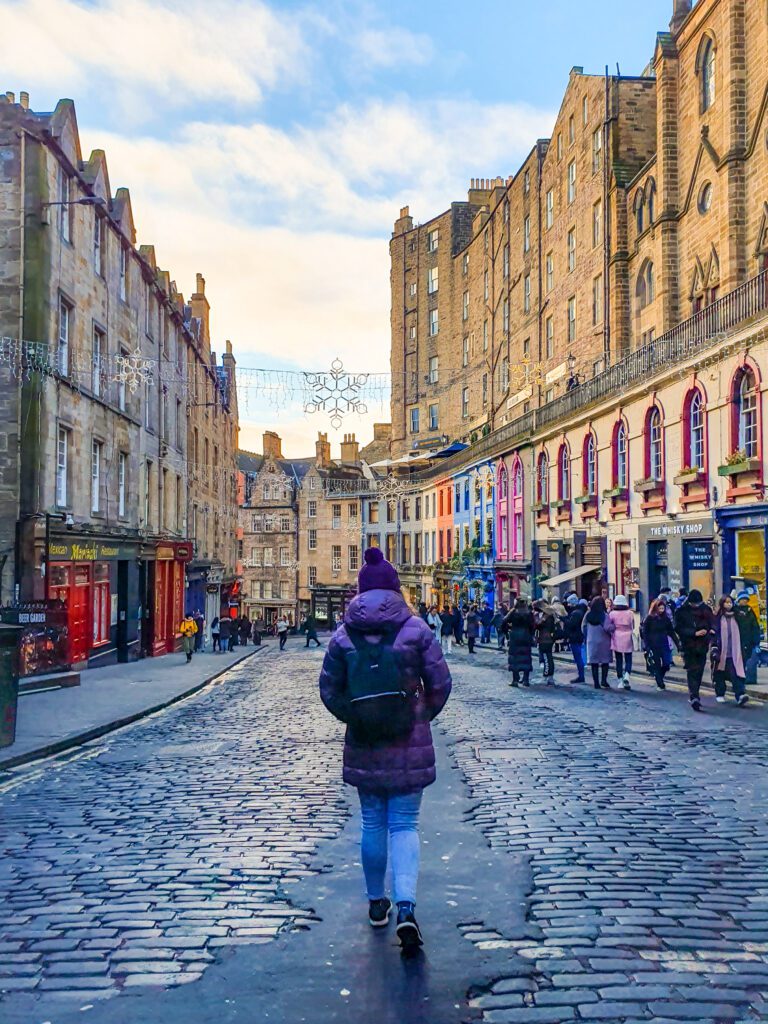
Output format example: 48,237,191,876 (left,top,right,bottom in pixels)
1,644,768,1022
